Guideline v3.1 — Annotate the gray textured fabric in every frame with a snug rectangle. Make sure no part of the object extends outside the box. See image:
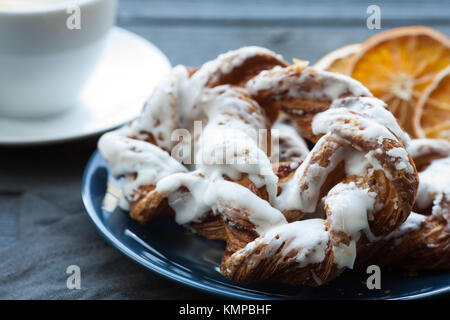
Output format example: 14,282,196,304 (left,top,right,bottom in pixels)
0,137,209,299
